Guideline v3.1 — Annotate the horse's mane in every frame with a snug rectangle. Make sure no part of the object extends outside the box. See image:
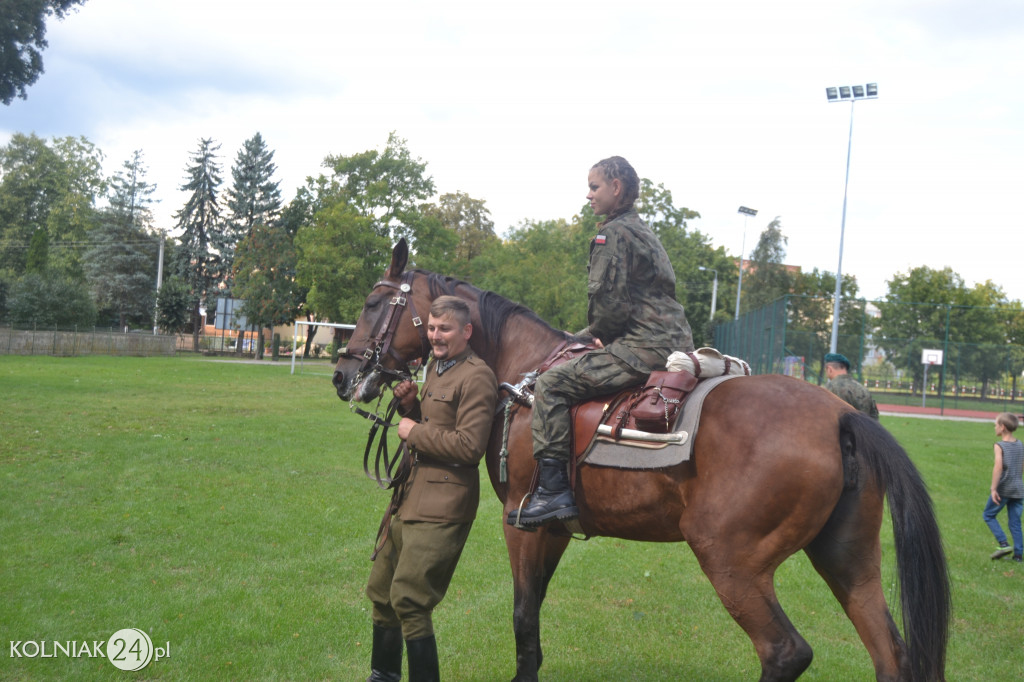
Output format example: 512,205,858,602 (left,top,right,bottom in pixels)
415,270,571,351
